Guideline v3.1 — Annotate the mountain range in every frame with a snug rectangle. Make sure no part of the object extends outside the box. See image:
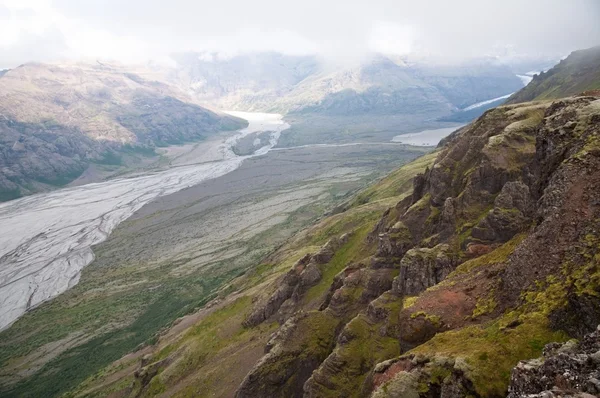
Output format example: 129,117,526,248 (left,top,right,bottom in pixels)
1,45,599,397
171,52,534,117
0,53,546,201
